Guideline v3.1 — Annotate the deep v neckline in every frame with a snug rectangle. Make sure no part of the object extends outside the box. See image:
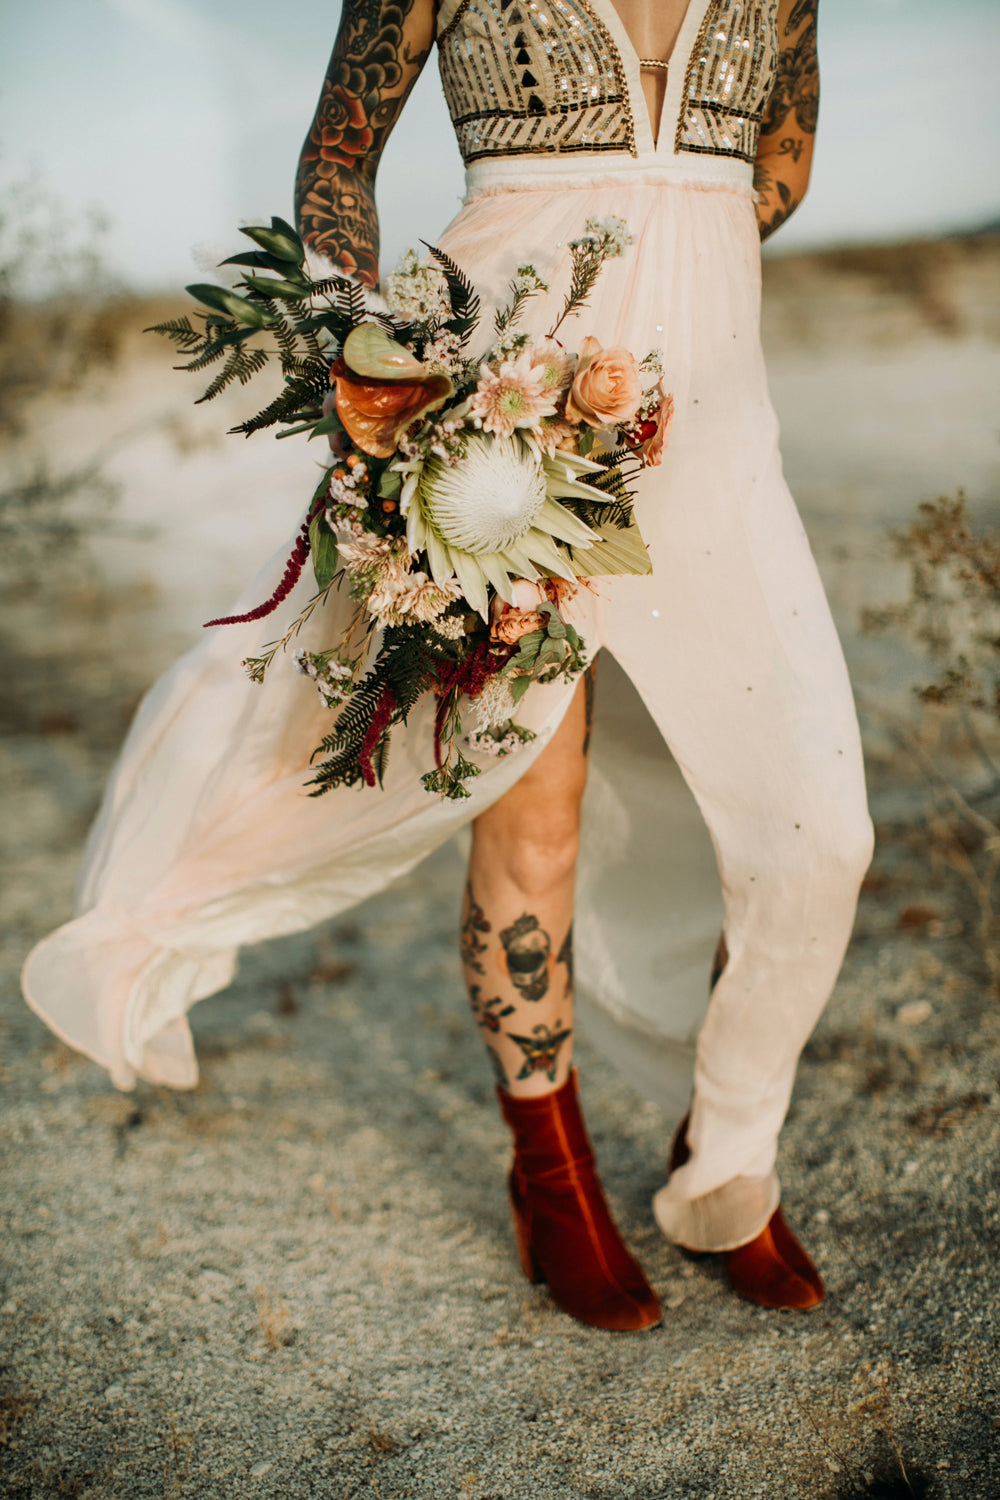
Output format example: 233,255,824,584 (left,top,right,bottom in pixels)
583,0,707,155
